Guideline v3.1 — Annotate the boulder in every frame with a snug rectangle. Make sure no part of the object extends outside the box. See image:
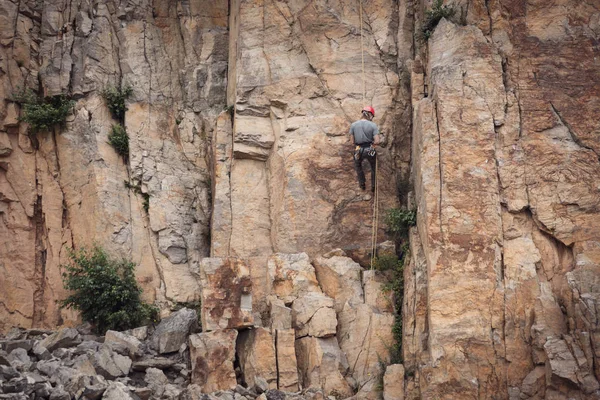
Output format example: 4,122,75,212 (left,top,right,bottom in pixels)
313,255,364,312
7,348,31,370
189,329,238,393
49,385,70,400
3,340,32,353
132,357,177,371
38,328,80,352
200,258,254,331
32,344,52,361
267,253,321,304
383,364,405,400
150,307,198,354
104,330,143,358
145,367,168,397
276,329,299,392
295,336,353,398
237,327,277,390
292,292,337,338
92,345,131,379
101,381,137,400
